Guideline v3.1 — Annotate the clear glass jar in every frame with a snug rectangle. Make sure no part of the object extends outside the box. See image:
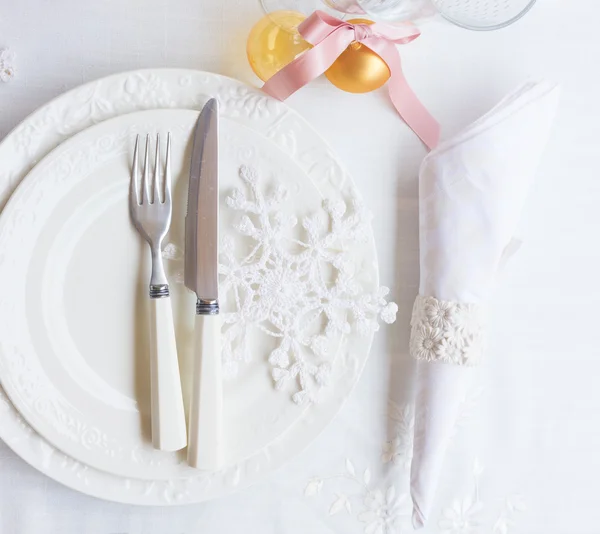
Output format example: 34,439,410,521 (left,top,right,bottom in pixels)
322,0,437,22
260,0,537,28
431,0,537,31
260,0,437,22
